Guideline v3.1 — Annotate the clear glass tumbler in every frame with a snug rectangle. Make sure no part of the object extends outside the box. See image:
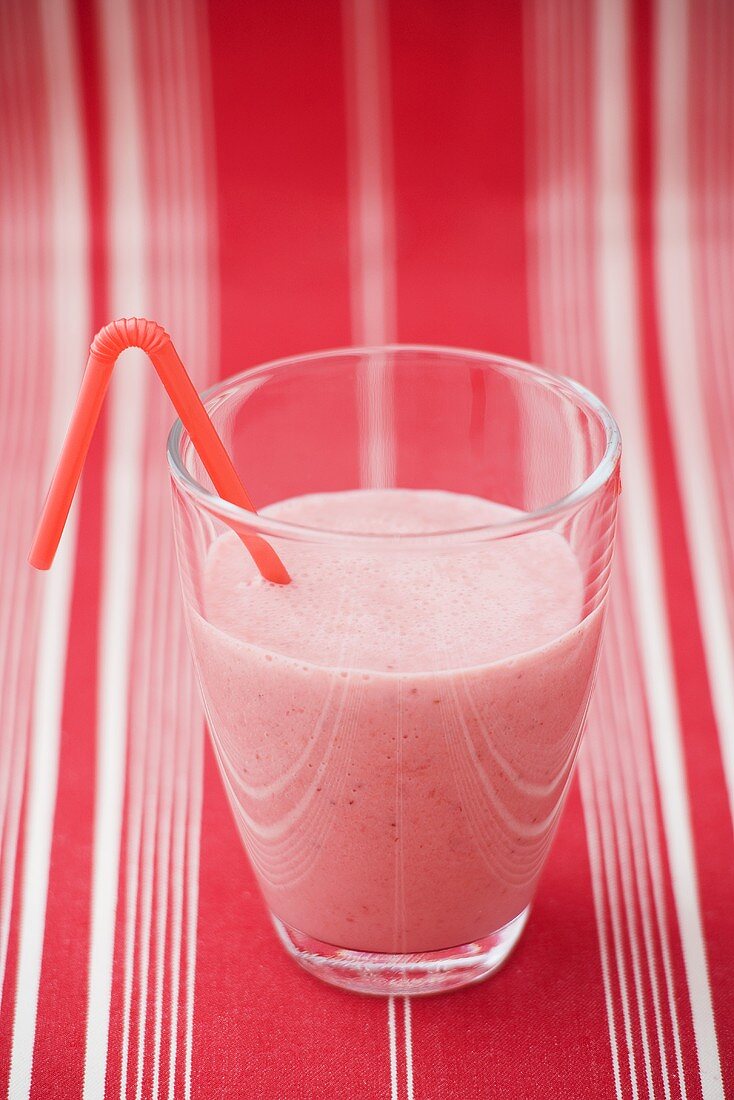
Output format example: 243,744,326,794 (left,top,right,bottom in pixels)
168,347,620,995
